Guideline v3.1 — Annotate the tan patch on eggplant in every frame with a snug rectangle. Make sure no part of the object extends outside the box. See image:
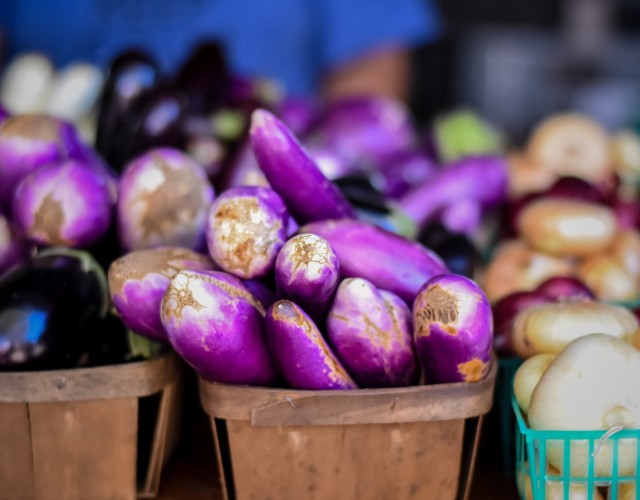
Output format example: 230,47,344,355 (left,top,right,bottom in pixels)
289,234,332,275
136,154,206,245
197,273,266,317
1,115,60,141
415,286,459,335
108,248,212,296
458,358,488,383
30,193,71,246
